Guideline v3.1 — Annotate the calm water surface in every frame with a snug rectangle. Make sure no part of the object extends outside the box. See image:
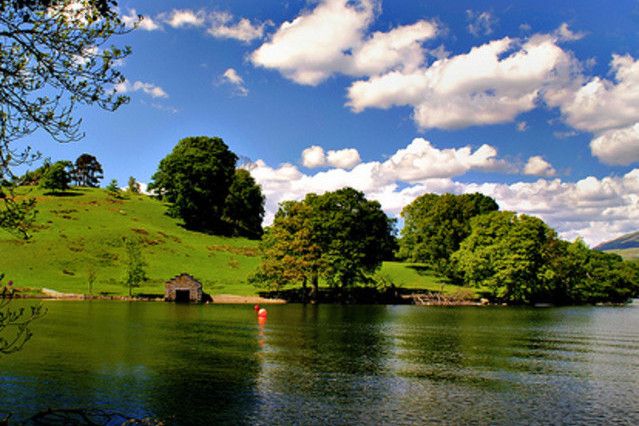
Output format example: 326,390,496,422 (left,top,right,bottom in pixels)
1,301,638,424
